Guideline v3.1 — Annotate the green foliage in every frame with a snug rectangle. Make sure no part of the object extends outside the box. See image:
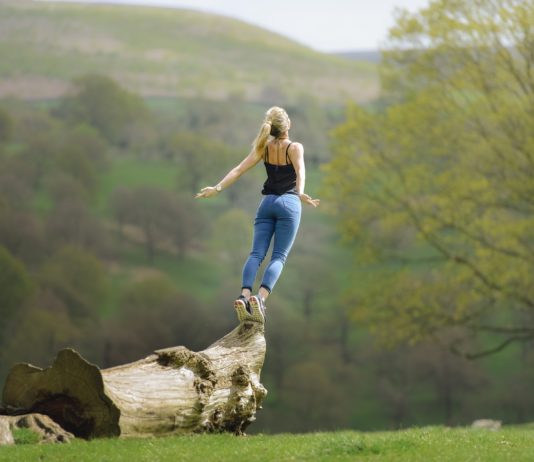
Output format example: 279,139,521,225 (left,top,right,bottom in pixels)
324,0,534,357
109,185,205,261
56,75,149,146
0,246,33,326
1,427,534,461
170,132,238,194
1,56,534,432
104,276,216,364
39,245,109,320
210,208,253,275
0,106,13,144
